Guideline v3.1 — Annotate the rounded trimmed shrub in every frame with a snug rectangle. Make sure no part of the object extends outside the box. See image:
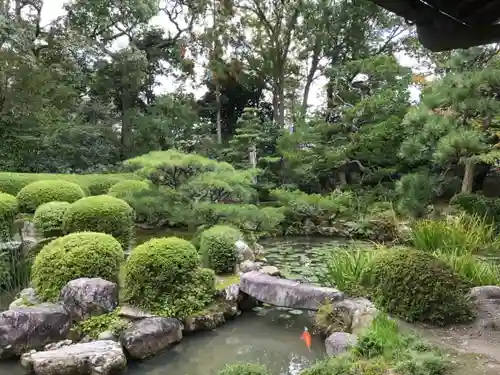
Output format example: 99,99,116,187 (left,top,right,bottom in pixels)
124,236,201,307
33,201,70,237
217,363,270,375
370,249,473,325
0,192,18,240
63,195,134,250
108,180,150,198
16,180,85,213
31,232,124,301
200,225,242,274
